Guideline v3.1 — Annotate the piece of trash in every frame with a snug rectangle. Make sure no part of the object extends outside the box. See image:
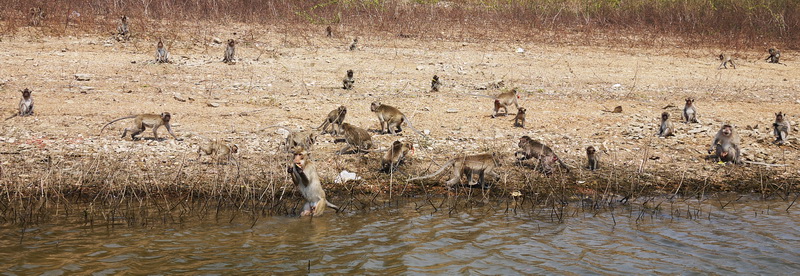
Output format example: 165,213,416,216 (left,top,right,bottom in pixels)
611,83,622,89
511,191,522,197
516,48,525,53
335,170,361,183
